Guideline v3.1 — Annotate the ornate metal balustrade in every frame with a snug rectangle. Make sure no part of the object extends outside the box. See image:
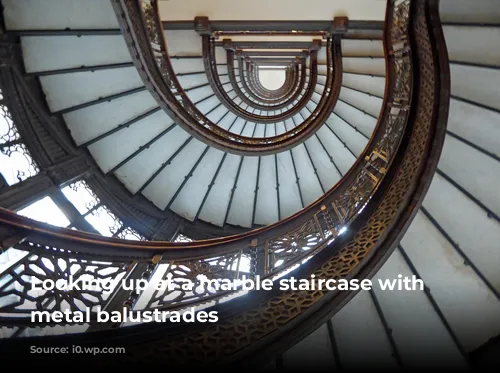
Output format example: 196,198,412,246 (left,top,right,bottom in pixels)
242,62,303,104
193,16,309,110
2,0,408,330
0,92,39,186
112,0,343,155
219,47,316,120
0,0,450,368
201,31,316,116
